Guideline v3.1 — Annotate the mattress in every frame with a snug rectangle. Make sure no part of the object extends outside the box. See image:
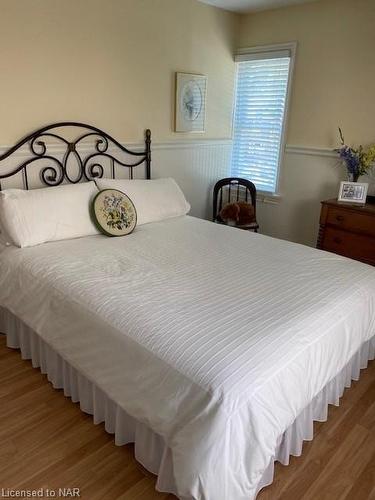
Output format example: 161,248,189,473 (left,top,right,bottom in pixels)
0,215,374,499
